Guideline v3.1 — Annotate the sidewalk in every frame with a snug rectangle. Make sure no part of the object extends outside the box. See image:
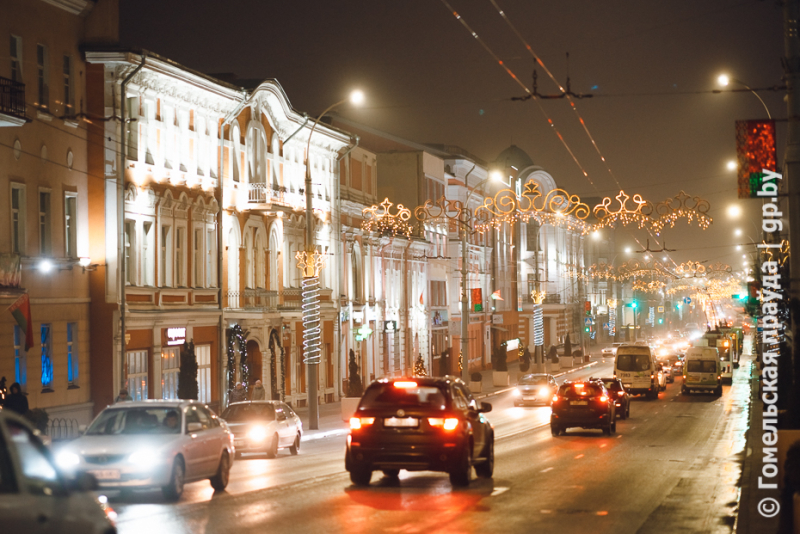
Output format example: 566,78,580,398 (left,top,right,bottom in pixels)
293,356,600,441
